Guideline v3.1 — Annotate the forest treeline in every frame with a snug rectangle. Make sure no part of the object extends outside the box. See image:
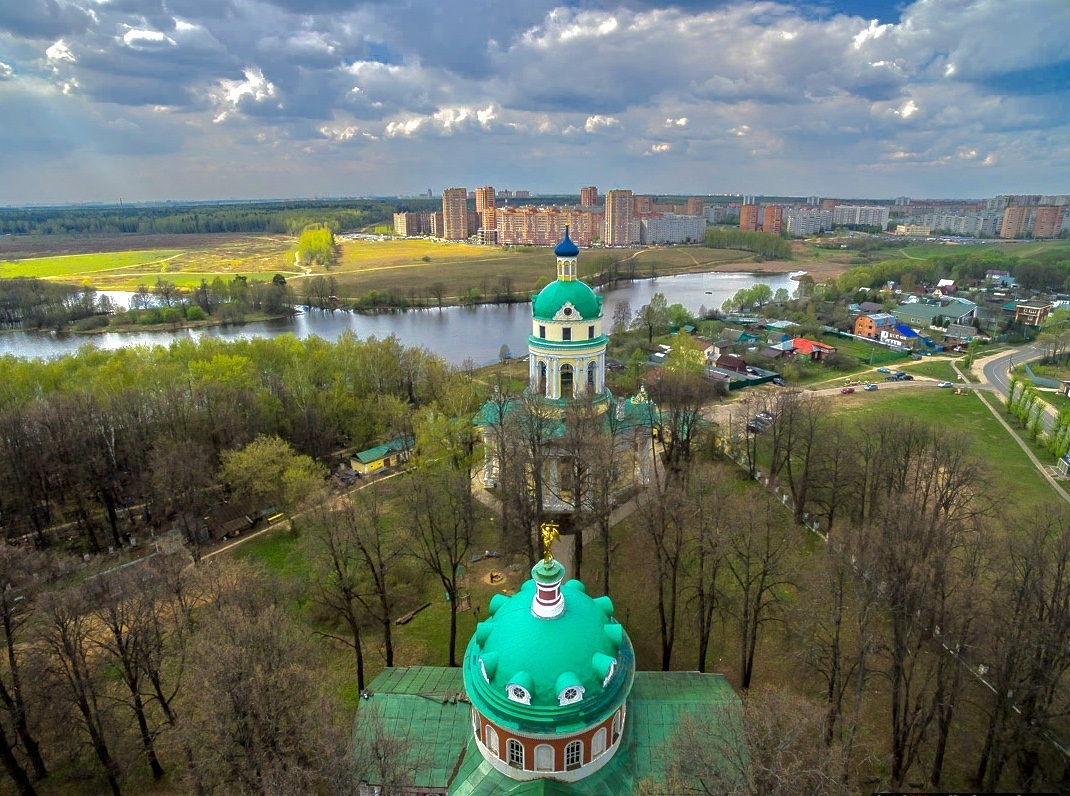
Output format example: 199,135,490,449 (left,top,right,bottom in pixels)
704,227,793,259
0,199,409,237
0,279,116,330
0,334,456,551
831,247,1070,296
